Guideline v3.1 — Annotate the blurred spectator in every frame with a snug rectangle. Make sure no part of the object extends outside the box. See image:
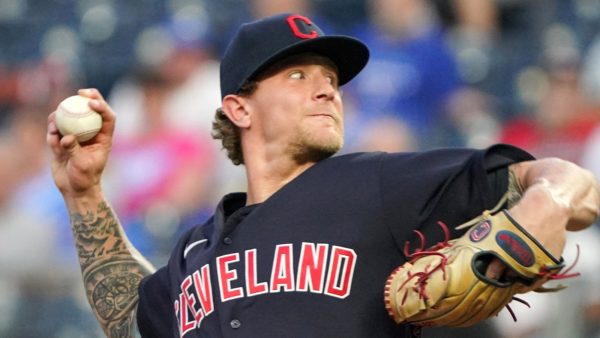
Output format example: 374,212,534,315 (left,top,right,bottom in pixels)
0,123,57,337
0,78,103,336
436,0,500,81
433,0,500,87
345,0,464,149
580,32,600,179
578,32,600,338
245,0,338,33
7,59,82,264
350,115,417,153
0,117,55,284
582,125,600,180
435,0,583,119
103,17,225,262
109,15,221,138
500,62,600,164
582,33,600,107
247,0,312,18
108,13,247,206
105,66,219,264
444,87,501,148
